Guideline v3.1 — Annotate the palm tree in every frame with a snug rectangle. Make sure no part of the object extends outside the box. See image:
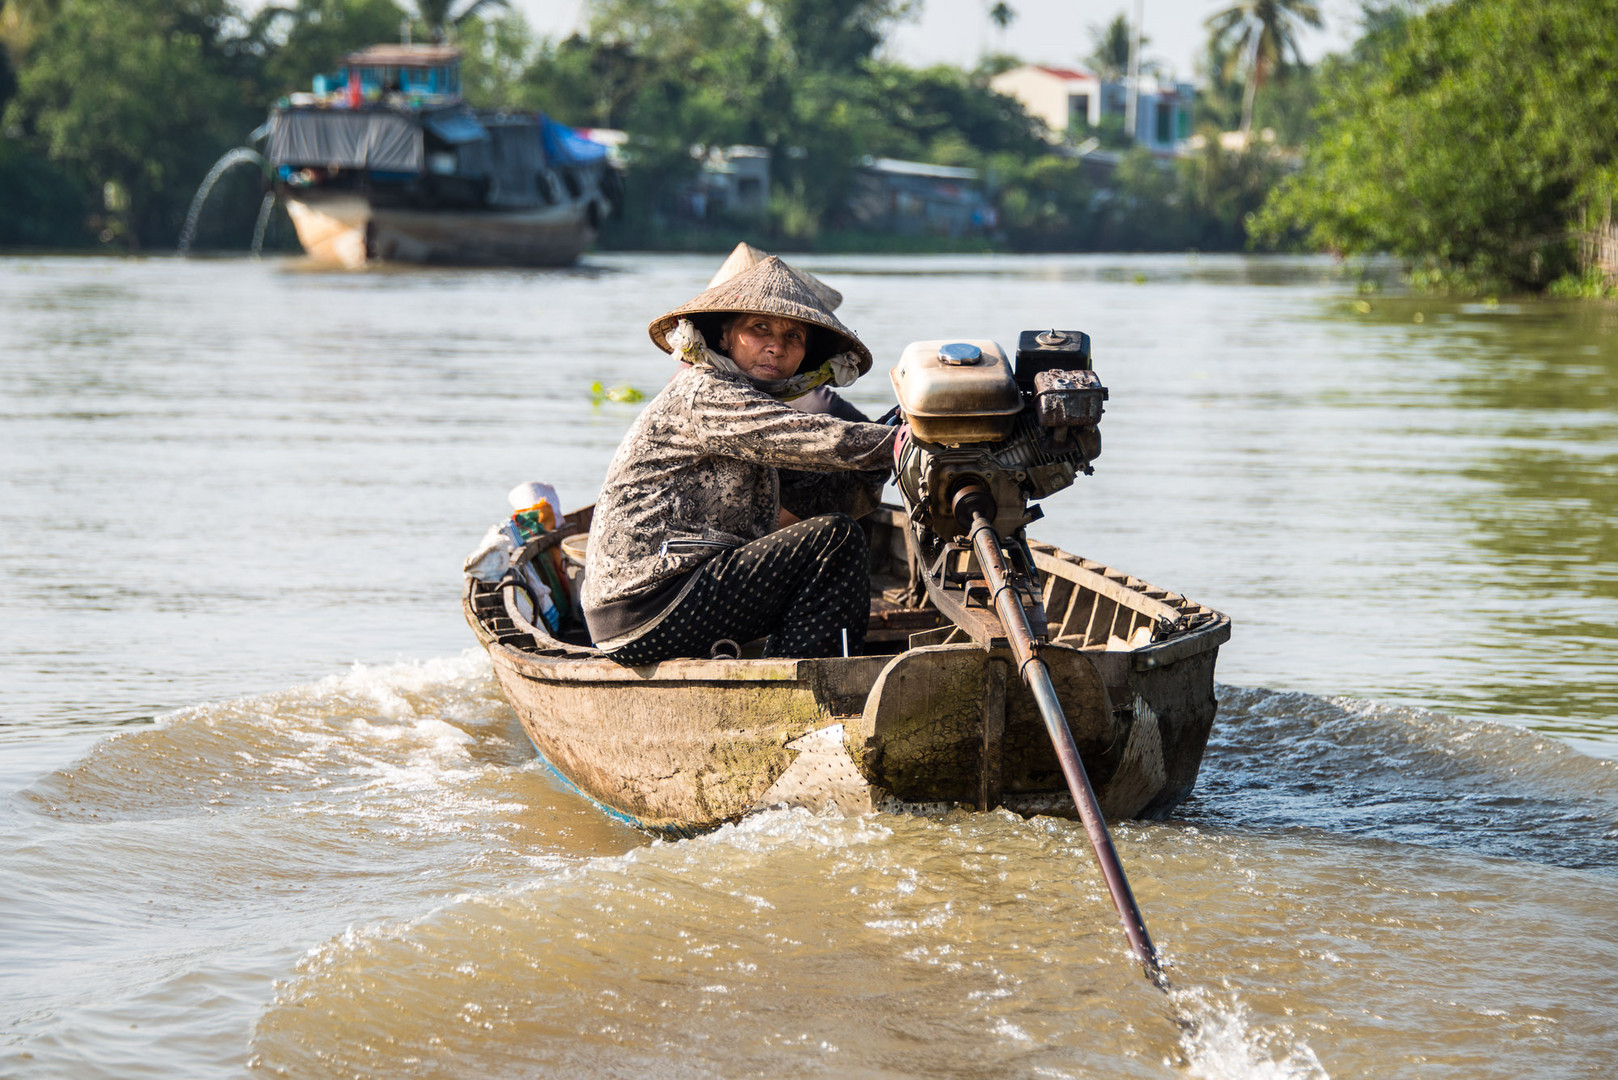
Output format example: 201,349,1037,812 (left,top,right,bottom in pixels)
1206,0,1322,137
1085,13,1141,80
414,0,508,44
987,0,1015,51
